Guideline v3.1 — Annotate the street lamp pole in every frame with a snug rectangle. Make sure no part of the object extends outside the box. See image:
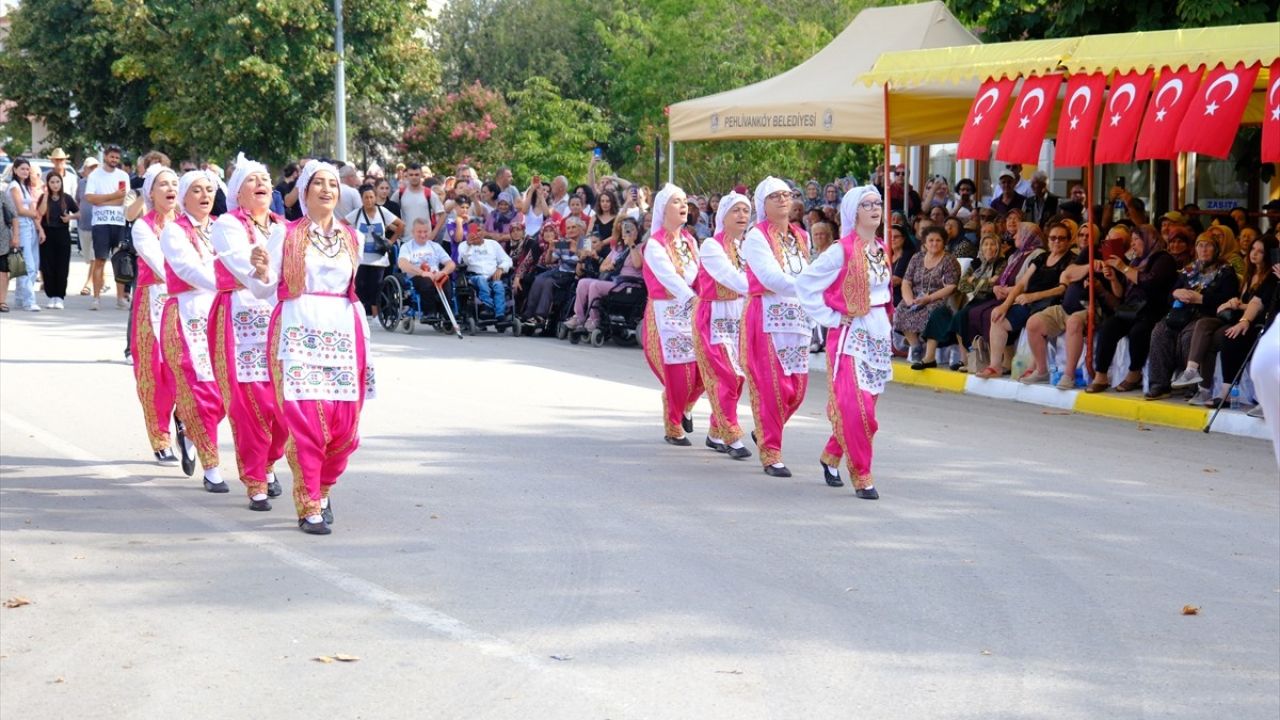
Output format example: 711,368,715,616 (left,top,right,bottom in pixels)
333,0,348,162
